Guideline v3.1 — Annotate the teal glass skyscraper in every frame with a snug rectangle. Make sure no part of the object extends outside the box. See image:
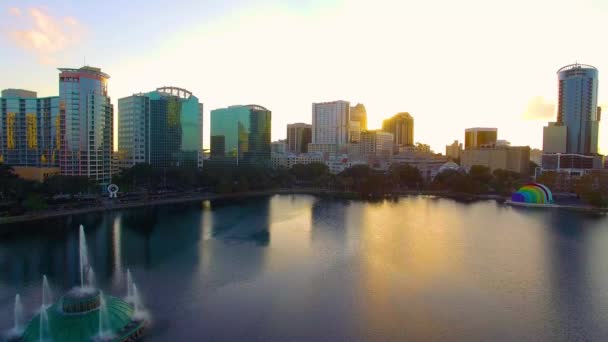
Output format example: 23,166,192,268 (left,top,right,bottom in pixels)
59,66,113,185
118,87,203,168
0,89,59,167
210,105,271,166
